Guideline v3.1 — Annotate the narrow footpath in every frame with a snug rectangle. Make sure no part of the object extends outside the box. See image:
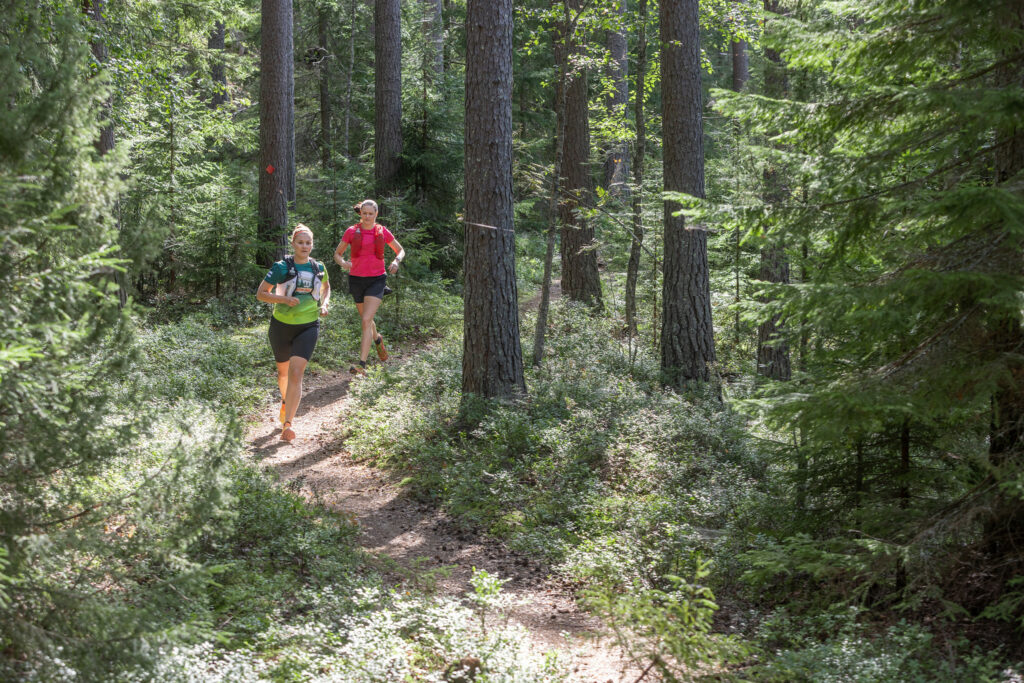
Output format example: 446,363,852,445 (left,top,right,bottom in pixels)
246,285,640,682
